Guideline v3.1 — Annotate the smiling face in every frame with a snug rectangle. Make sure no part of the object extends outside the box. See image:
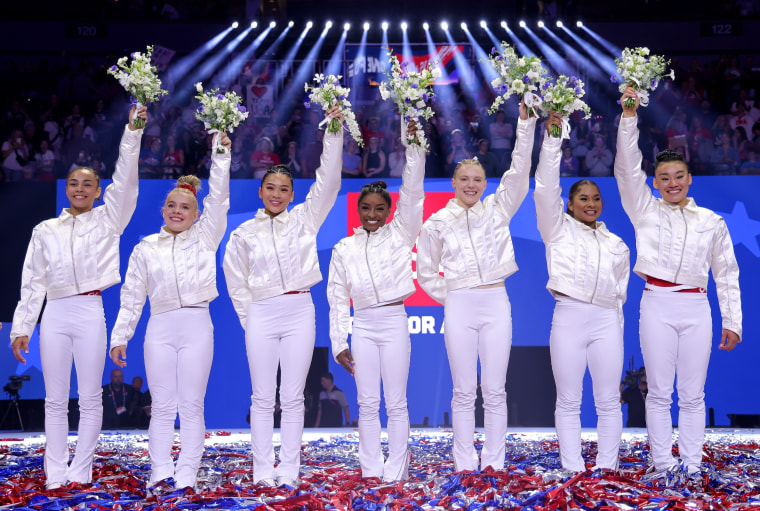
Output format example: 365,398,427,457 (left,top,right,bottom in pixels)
567,183,602,227
259,173,294,217
653,160,691,208
358,193,391,232
66,168,101,216
452,163,487,209
162,189,198,235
